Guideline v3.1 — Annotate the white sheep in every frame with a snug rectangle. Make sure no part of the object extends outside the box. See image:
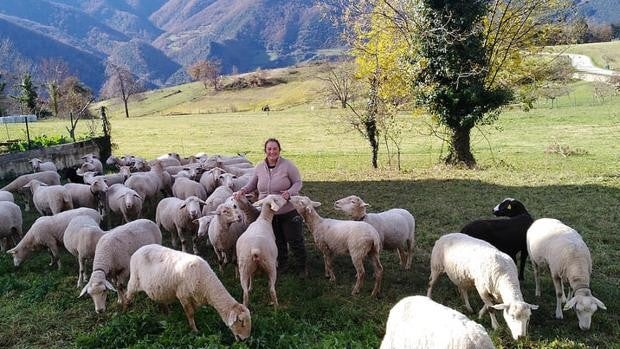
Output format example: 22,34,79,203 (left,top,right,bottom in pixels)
427,233,538,340
199,167,226,195
126,244,252,338
125,161,171,204
172,176,208,201
80,171,127,186
1,171,61,211
380,296,496,349
29,158,57,172
81,153,103,174
289,195,384,297
156,196,205,253
0,201,22,252
7,207,101,269
63,215,106,287
201,184,234,216
106,183,143,223
206,202,243,273
63,183,98,210
527,218,606,330
0,190,14,202
334,195,415,270
235,194,288,307
23,179,73,215
79,219,162,313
